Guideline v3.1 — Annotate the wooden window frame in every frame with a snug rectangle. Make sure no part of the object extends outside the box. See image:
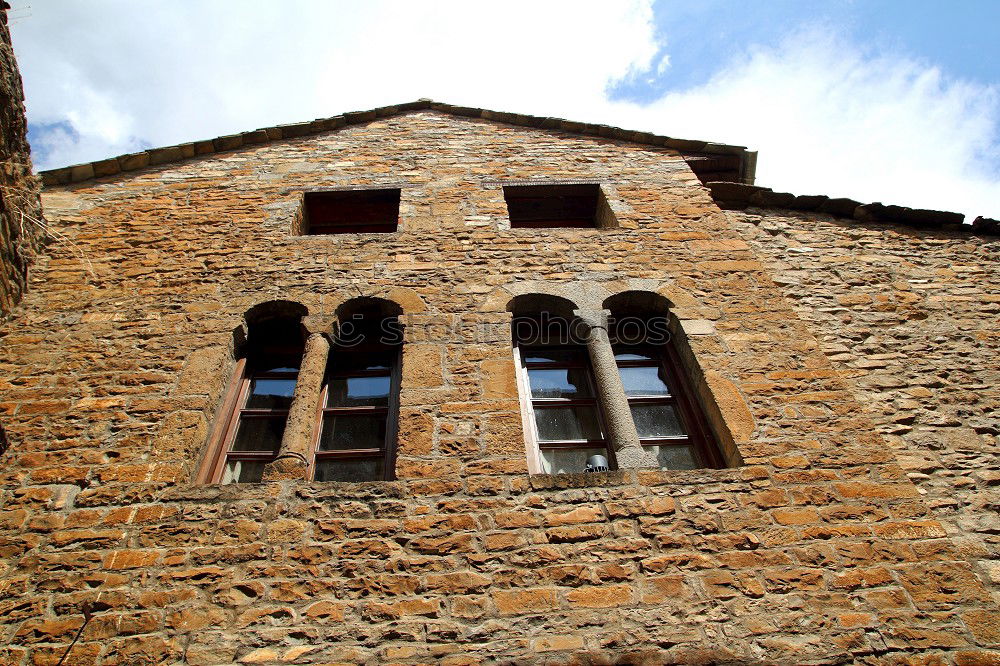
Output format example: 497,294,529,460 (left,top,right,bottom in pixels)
615,343,722,469
199,348,303,484
514,345,613,475
309,345,402,482
199,359,246,484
